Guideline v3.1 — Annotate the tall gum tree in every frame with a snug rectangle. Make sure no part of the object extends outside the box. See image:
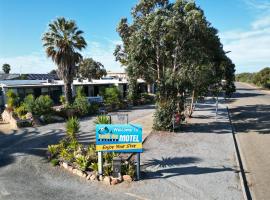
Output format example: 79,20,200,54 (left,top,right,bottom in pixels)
115,0,235,130
42,17,87,104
